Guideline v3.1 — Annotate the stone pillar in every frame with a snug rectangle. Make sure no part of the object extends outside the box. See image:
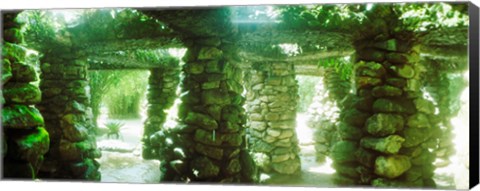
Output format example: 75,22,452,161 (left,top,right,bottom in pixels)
150,37,257,183
245,61,301,175
331,6,438,188
2,12,50,179
36,50,101,180
307,68,351,163
143,66,180,159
